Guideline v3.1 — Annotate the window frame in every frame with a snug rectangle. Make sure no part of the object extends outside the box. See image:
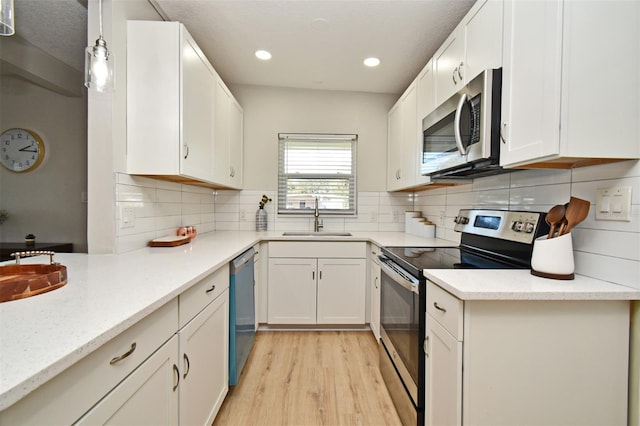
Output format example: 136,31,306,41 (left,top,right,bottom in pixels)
277,133,357,216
